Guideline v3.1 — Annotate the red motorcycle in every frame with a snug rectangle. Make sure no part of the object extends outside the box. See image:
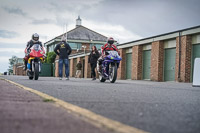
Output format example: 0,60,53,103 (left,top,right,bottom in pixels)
25,44,45,80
